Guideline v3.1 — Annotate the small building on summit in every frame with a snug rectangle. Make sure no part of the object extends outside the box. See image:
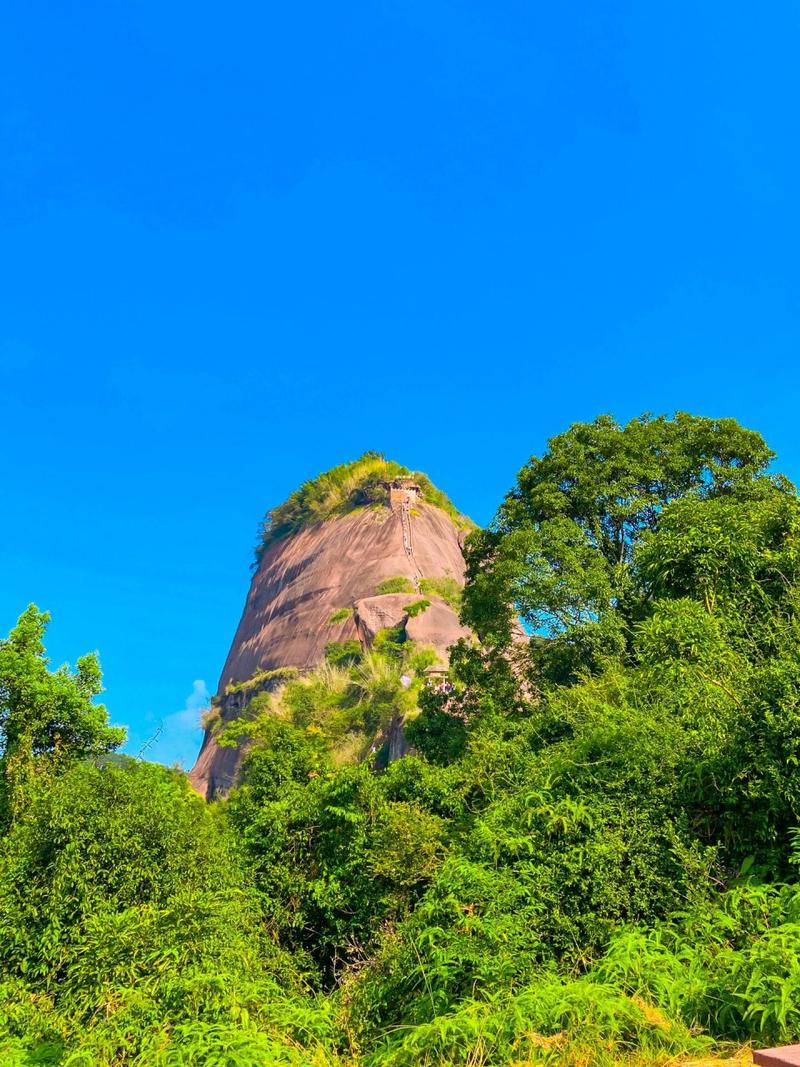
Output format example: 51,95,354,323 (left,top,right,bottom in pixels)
384,478,421,510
